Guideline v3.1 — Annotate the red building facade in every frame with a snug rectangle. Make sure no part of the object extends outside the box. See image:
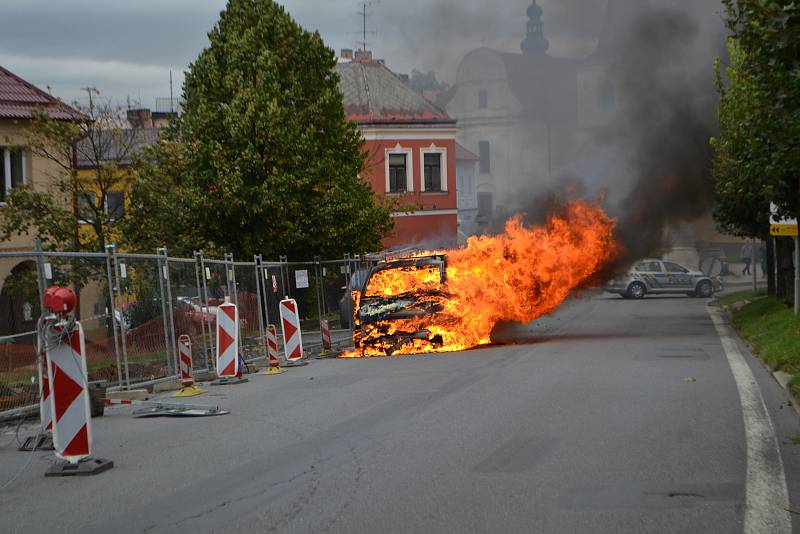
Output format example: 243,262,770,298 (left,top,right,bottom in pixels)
336,57,458,249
